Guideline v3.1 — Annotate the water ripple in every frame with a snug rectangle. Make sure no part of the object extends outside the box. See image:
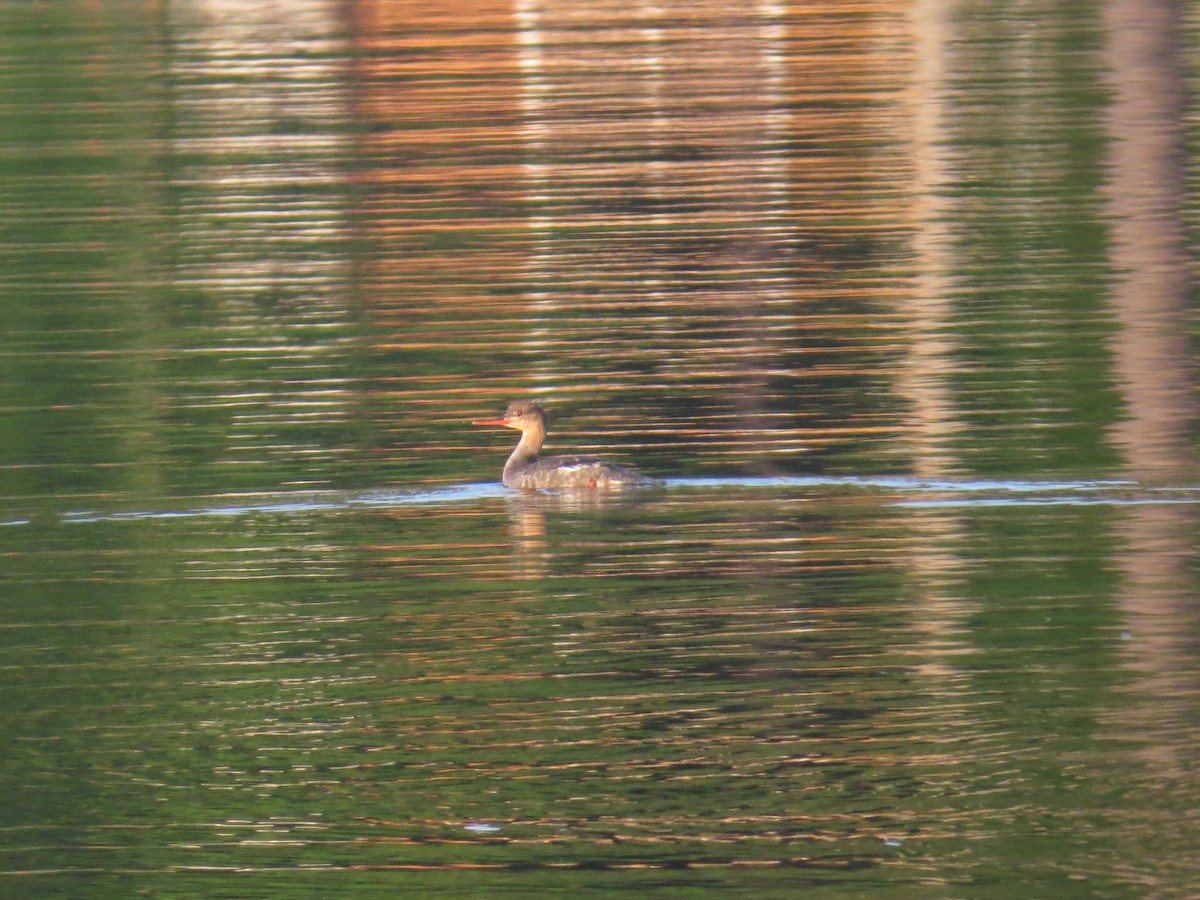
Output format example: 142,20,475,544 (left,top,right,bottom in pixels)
44,475,1200,525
